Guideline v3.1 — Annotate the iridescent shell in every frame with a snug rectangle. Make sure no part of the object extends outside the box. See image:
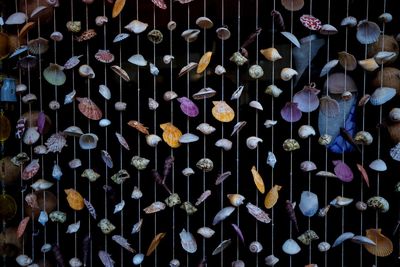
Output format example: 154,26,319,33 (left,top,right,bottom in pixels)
293,84,320,112
180,229,197,253
249,241,263,253
281,102,302,122
77,97,102,120
364,229,393,257
332,232,355,247
65,189,84,210
177,97,199,117
23,127,40,145
282,239,301,255
21,159,40,180
160,123,182,148
212,101,235,122
43,63,66,86
197,51,212,74
264,185,282,209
